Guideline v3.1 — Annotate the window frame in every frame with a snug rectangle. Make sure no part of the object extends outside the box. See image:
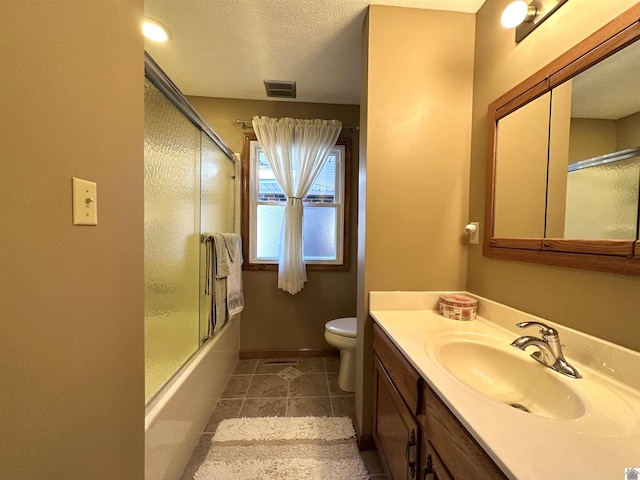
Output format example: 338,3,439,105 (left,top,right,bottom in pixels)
241,133,351,271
